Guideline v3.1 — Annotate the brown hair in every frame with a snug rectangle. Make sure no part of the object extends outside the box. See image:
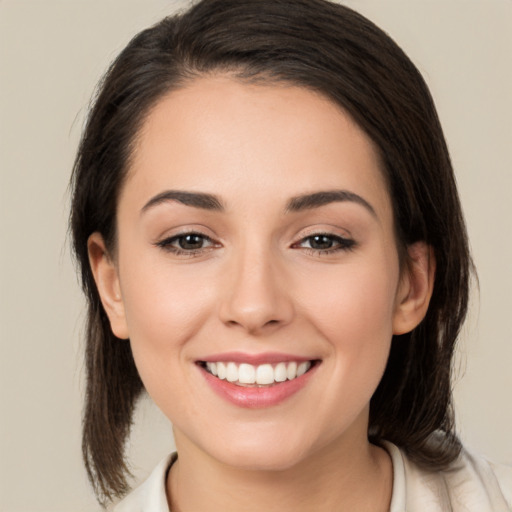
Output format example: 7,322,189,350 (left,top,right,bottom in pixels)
70,0,472,505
